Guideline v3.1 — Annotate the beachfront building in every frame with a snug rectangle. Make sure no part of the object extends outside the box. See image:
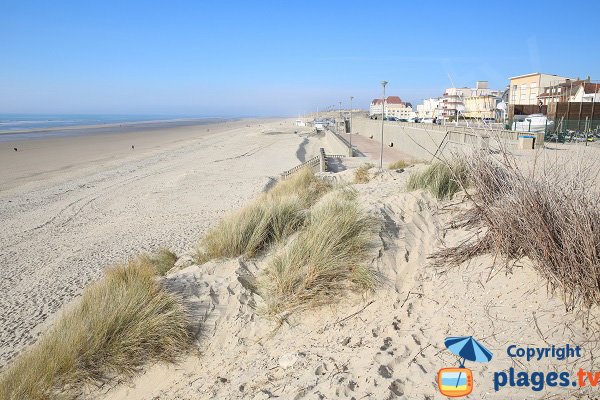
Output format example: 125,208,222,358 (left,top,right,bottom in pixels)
463,81,502,120
509,72,572,106
416,98,441,119
538,79,600,105
369,96,413,119
440,87,470,120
